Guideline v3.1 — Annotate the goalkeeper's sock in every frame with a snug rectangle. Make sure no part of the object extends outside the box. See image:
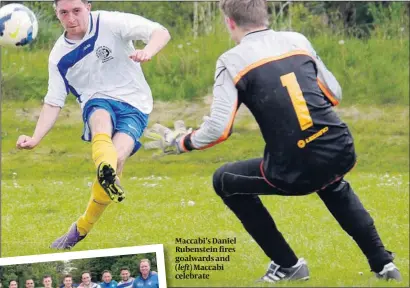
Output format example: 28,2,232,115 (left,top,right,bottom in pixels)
92,133,117,171
77,179,112,236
